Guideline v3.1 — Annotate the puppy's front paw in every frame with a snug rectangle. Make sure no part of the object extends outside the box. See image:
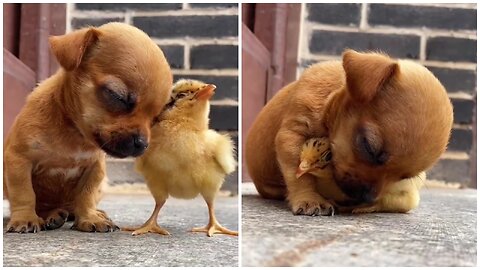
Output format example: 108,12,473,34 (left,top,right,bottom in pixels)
72,210,119,233
7,212,46,233
42,209,69,230
290,195,335,216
